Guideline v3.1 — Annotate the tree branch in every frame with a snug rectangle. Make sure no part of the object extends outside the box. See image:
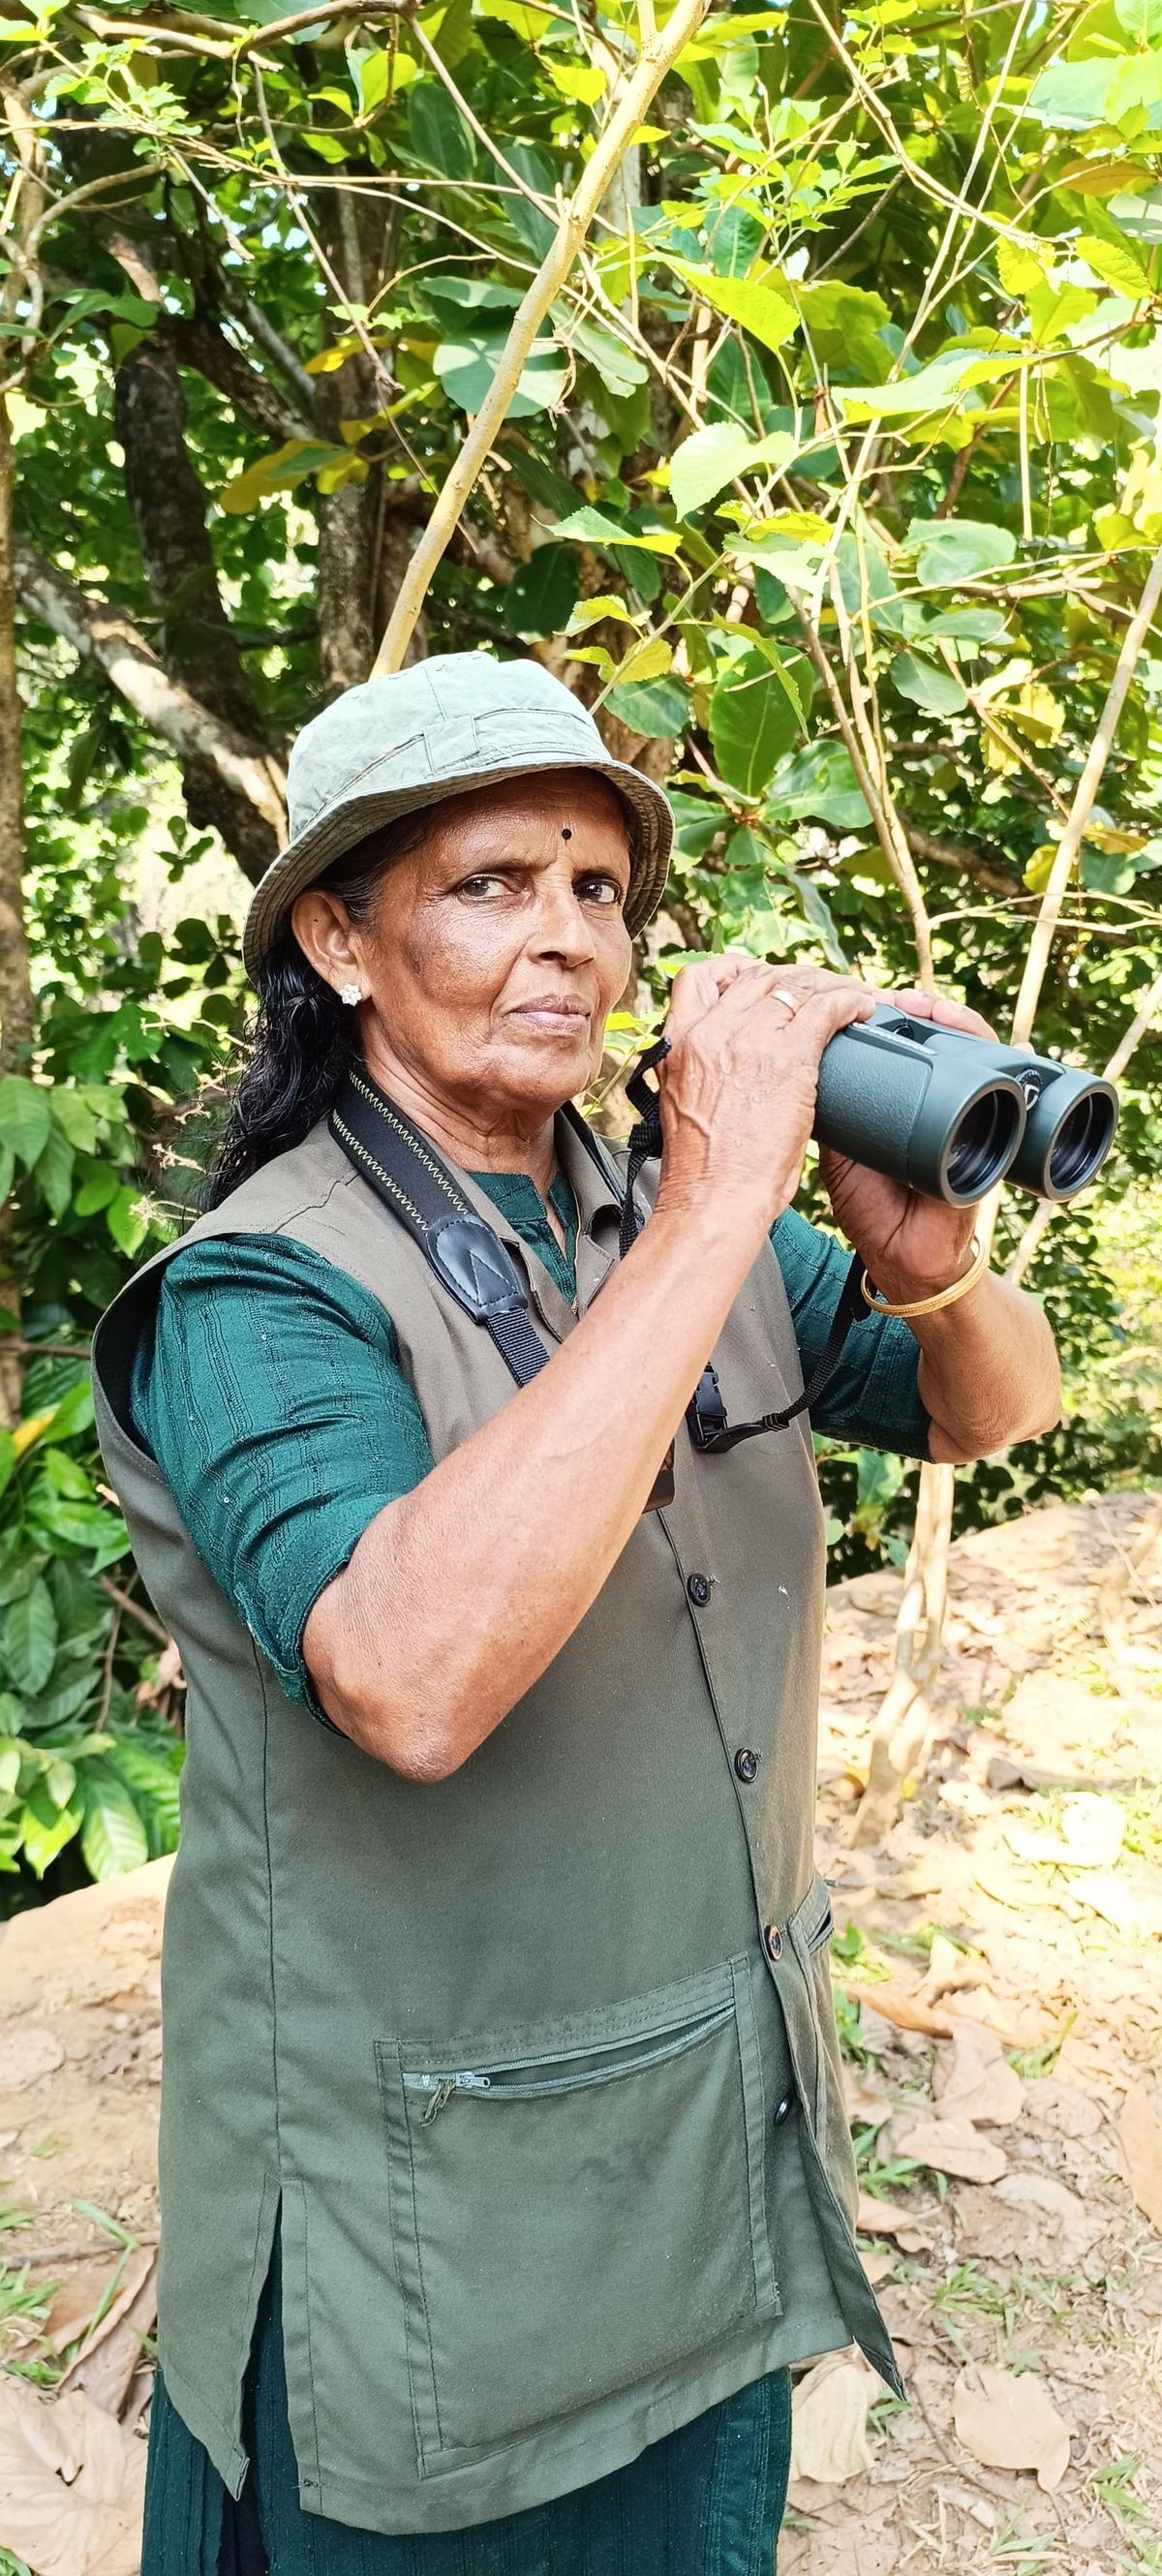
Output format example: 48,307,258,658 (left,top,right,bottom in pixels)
163,313,315,445
373,0,710,675
1011,539,1162,1043
15,540,287,856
